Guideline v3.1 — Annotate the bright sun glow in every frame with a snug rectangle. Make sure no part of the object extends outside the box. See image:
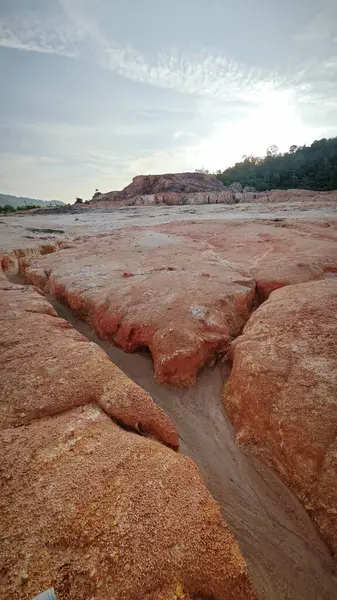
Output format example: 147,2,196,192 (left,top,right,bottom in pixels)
190,89,323,171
